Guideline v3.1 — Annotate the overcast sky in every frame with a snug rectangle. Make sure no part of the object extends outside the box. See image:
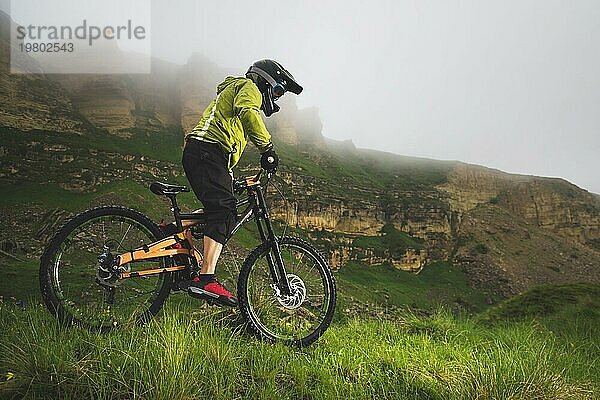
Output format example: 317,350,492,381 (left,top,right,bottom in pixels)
4,0,599,193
